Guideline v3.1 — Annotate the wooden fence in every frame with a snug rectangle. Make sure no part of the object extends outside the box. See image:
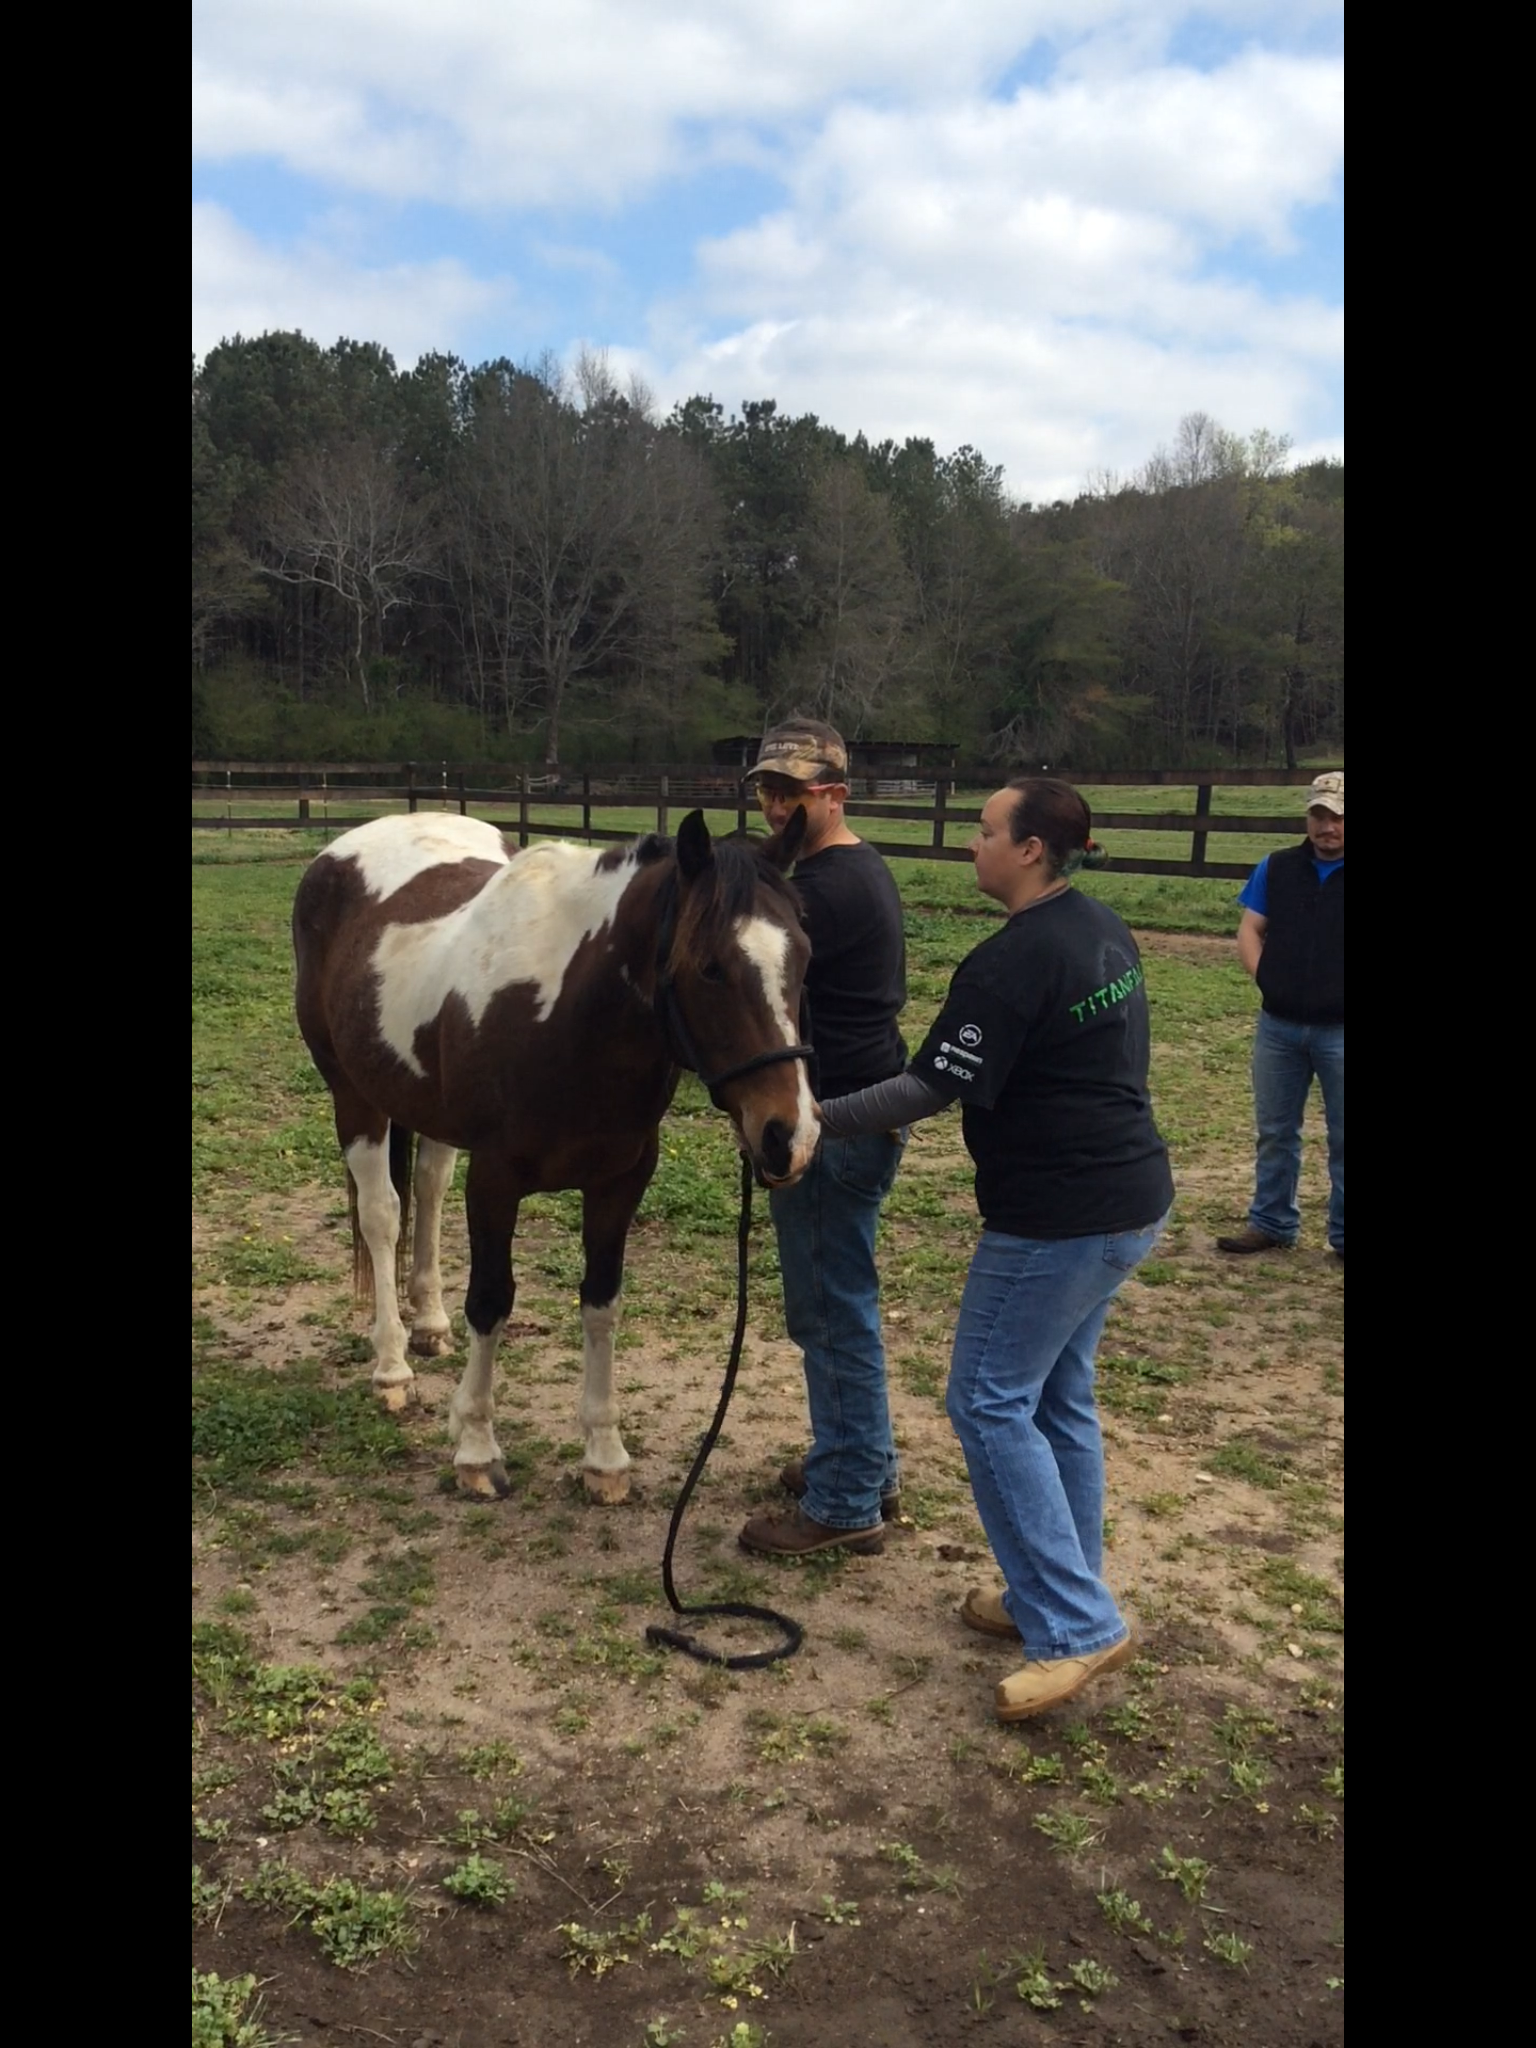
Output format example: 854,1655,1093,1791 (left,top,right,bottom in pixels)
192,762,1340,880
